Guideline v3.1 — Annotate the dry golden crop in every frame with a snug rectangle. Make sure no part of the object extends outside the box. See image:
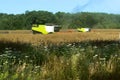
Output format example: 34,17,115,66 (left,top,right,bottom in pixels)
0,29,120,45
